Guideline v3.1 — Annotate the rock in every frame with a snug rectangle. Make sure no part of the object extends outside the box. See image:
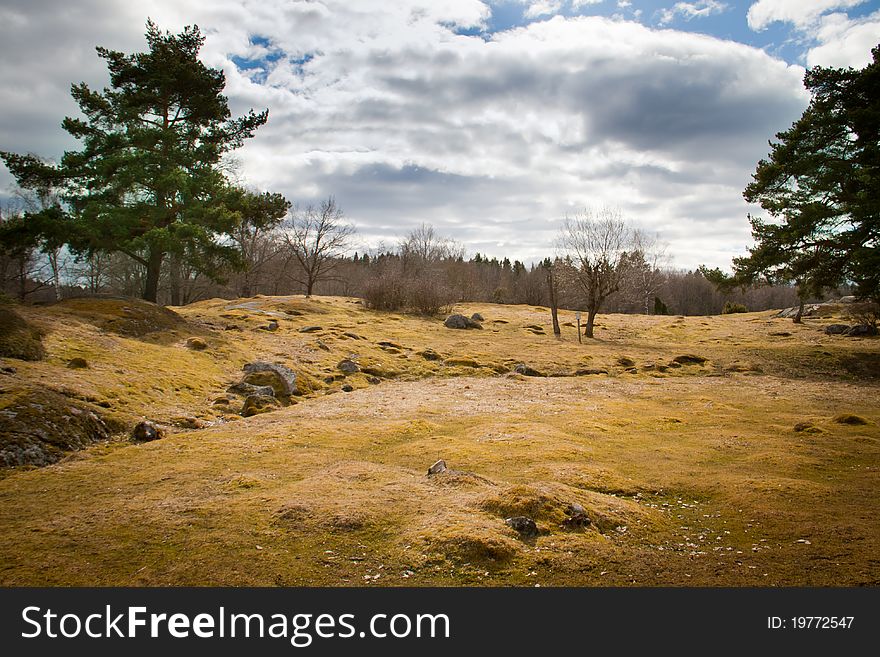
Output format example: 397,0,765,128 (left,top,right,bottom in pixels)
833,414,868,425
132,421,165,443
227,382,276,398
1,389,113,467
672,354,707,365
471,313,485,322
427,459,448,475
616,356,636,367
185,337,208,350
341,384,354,392
513,363,544,377
241,394,280,417
315,340,331,351
258,320,279,332
299,326,322,333
367,376,381,384
66,357,89,369
418,348,442,361
337,358,360,374
342,332,363,340
563,502,592,529
377,340,402,349
838,296,856,304
846,324,876,337
575,367,608,376
444,314,482,330
825,324,851,335
242,362,297,396
505,516,538,537
1,365,16,374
